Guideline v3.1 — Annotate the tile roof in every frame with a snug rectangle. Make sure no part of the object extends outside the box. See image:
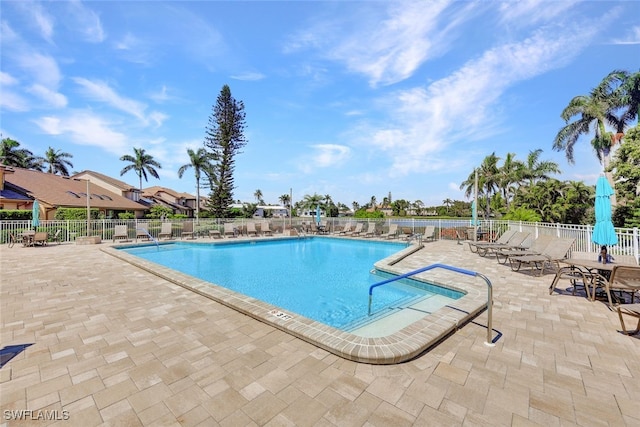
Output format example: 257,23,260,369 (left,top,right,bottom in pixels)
72,170,138,191
3,167,146,211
